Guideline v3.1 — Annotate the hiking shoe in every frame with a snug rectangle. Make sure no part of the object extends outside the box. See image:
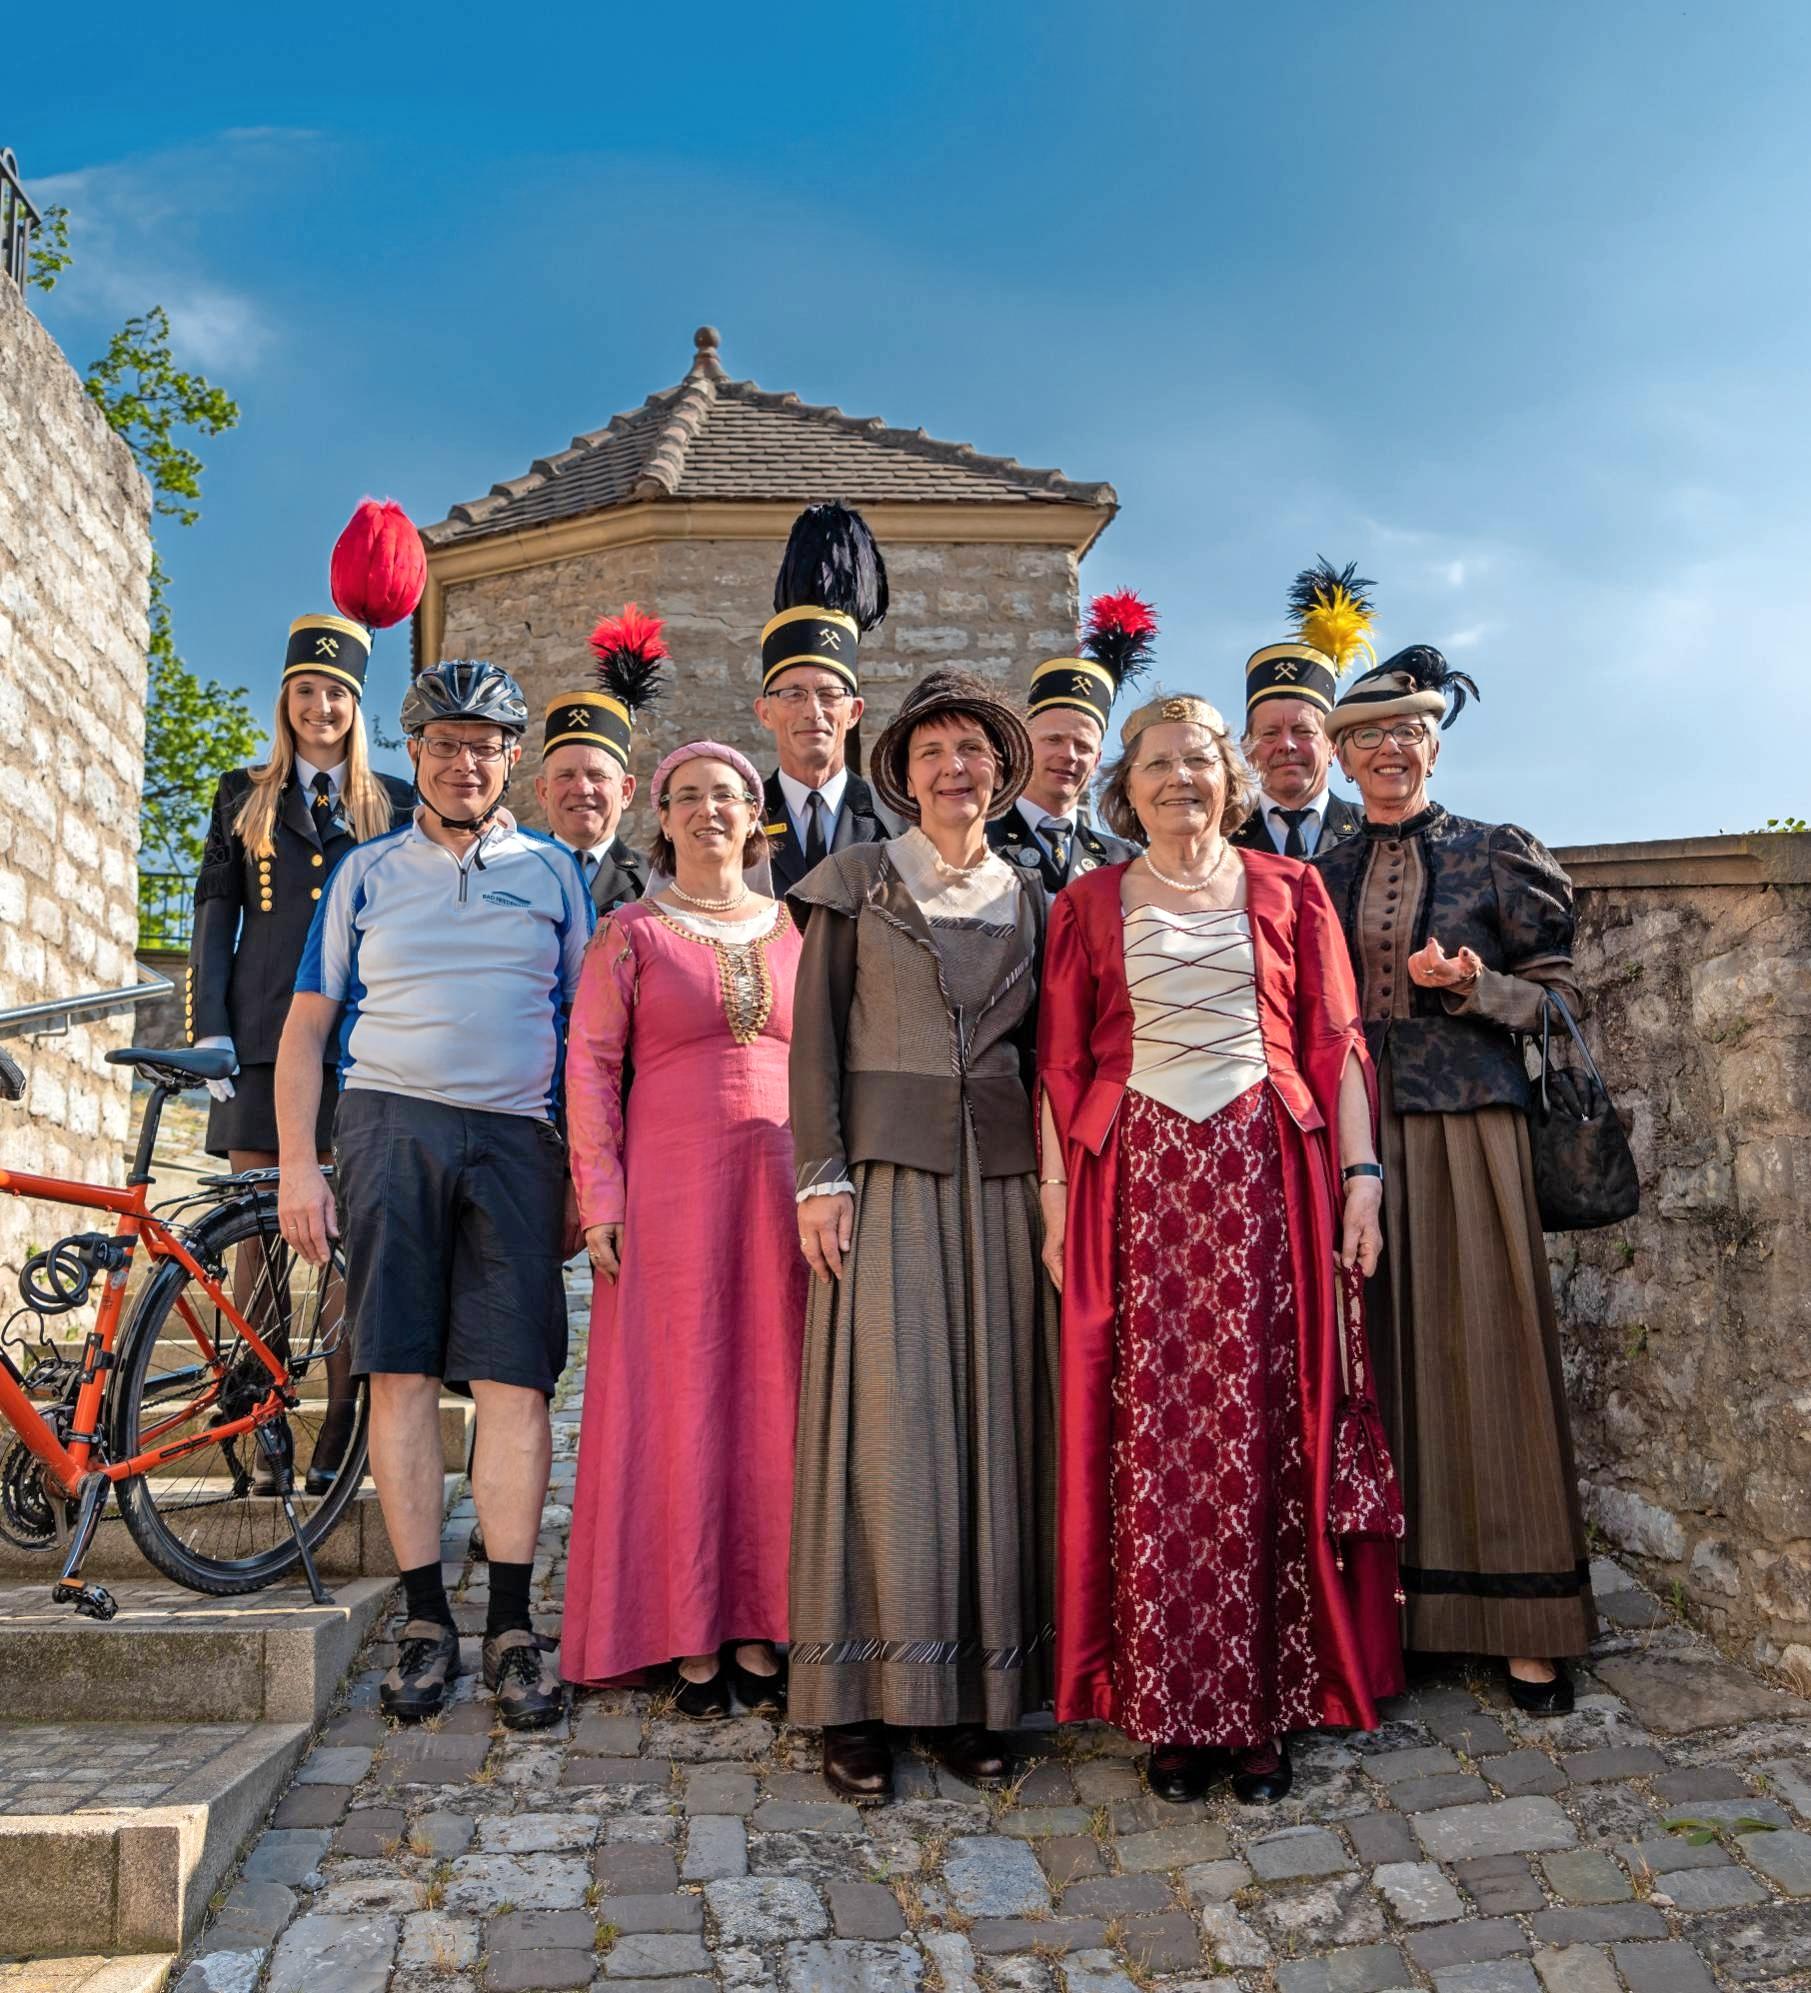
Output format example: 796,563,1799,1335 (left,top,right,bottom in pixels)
483,1627,566,1731
380,1618,462,1721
